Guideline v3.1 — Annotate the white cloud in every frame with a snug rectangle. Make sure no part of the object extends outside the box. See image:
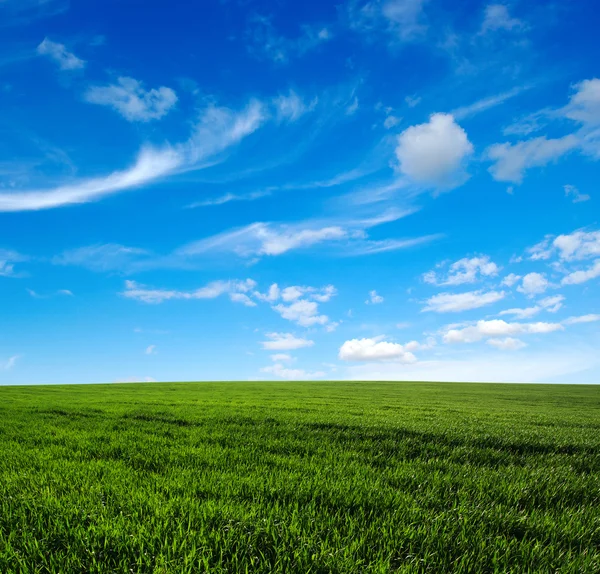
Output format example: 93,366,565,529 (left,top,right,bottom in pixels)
487,135,579,184
405,95,421,107
487,337,527,351
564,184,590,203
344,348,598,383
253,283,280,303
452,87,526,120
339,337,417,363
423,255,499,286
272,90,314,122
561,259,600,285
0,248,27,277
270,353,293,362
443,319,563,344
347,0,429,43
563,314,600,325
85,77,178,122
561,79,600,126
480,4,524,34
503,295,564,319
501,273,521,287
145,345,156,355
173,208,427,261
517,272,549,296
273,299,329,327
0,100,265,212
121,279,257,305
423,290,505,313
488,79,600,184
260,333,314,351
499,306,541,320
366,290,384,304
53,244,151,273
247,17,331,64
37,38,85,70
552,230,600,261
346,97,359,116
260,363,324,380
272,285,336,327
395,113,473,188
1,355,20,370
383,115,401,129
538,295,564,313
